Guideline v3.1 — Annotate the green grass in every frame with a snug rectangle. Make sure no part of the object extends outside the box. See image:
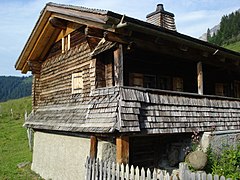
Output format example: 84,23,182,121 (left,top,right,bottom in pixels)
223,41,240,52
0,97,42,179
